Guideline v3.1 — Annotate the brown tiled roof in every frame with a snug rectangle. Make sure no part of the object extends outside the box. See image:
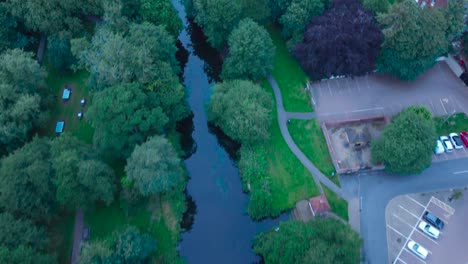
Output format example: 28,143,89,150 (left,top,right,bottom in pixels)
308,194,331,215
